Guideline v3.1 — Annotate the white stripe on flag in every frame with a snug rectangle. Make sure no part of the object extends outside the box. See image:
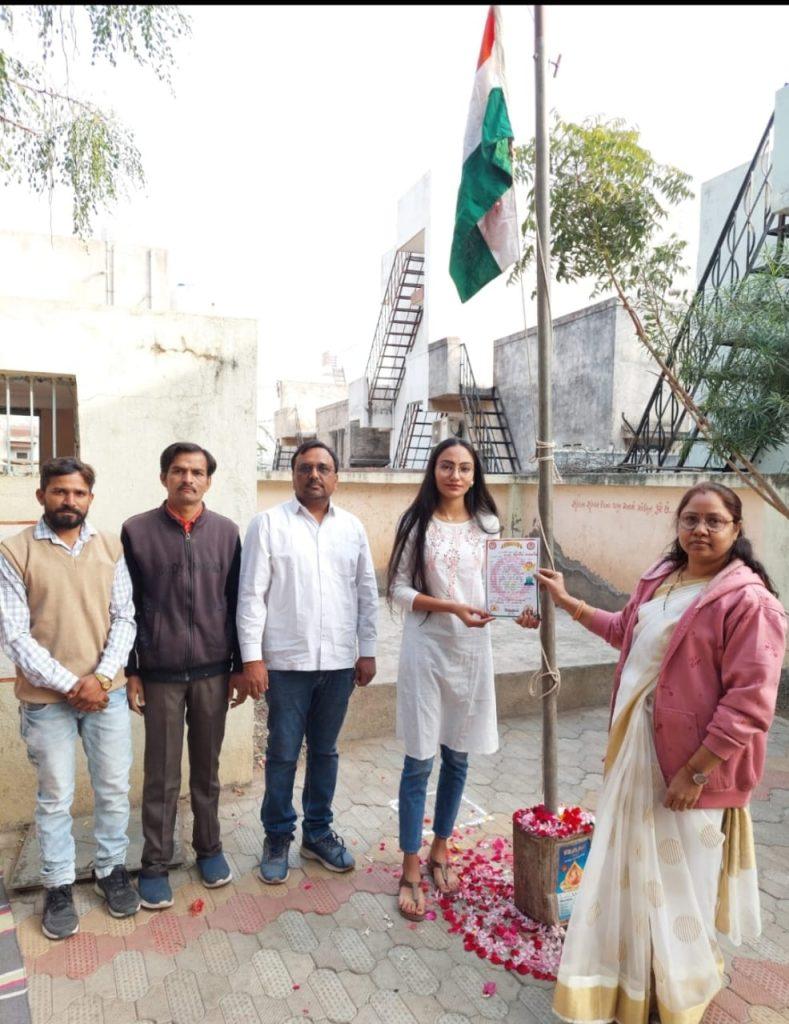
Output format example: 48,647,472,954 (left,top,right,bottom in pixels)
477,187,519,271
